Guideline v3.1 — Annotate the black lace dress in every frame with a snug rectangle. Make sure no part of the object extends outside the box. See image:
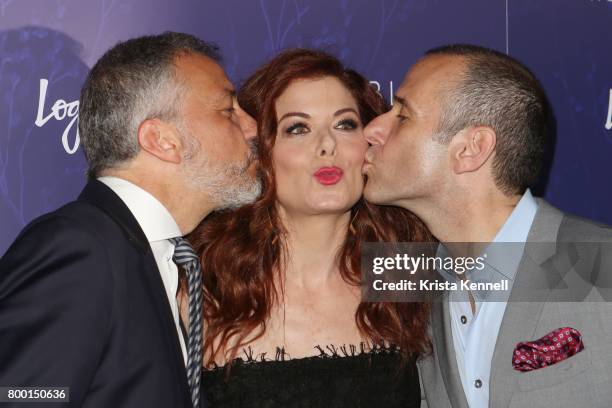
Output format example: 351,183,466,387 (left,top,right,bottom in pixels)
200,344,421,408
